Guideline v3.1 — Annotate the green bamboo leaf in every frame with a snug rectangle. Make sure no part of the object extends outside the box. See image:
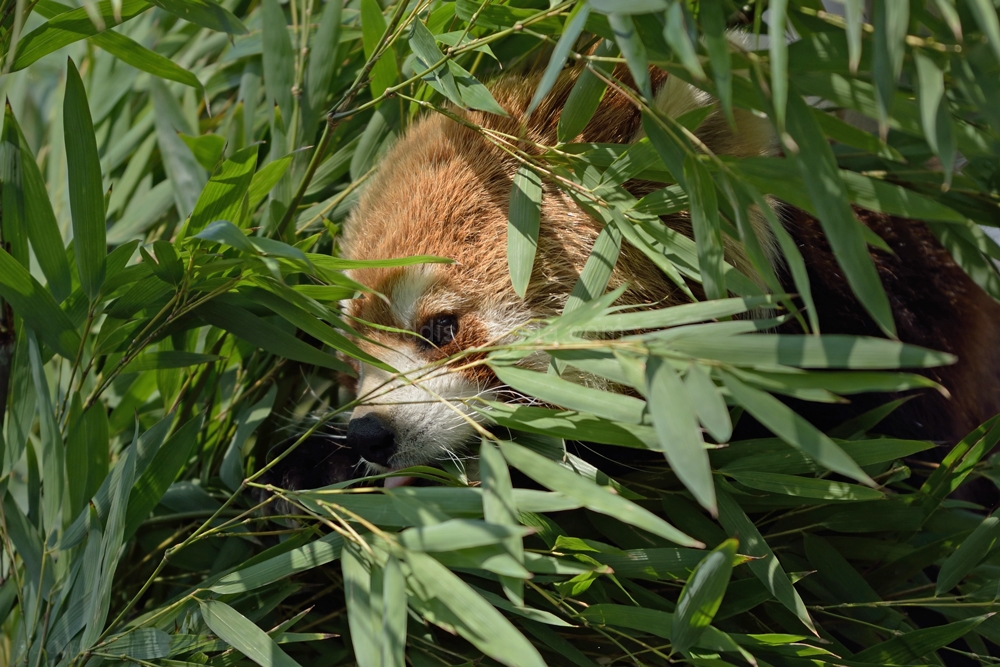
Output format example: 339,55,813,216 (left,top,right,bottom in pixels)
0,247,80,358
262,0,295,122
249,155,293,212
720,371,874,486
852,615,990,664
913,50,955,185
342,543,381,667
768,0,788,129
11,0,151,70
728,471,884,500
718,437,932,475
381,556,407,667
609,13,651,99
843,0,863,71
26,334,64,538
195,300,352,373
65,396,110,519
350,100,399,179
872,0,909,128
662,2,705,82
784,92,895,337
194,219,257,253
565,224,622,313
0,106,28,268
101,628,171,660
200,600,302,667
404,549,546,667
179,133,226,172
701,0,732,121
150,79,206,219
188,145,259,235
646,356,716,514
507,164,543,298
398,519,530,552
449,61,508,115
667,333,954,370
483,401,659,450
360,0,397,98
963,0,1000,63
147,0,247,34
213,532,344,594
589,295,777,332
498,440,702,547
494,364,646,424
123,416,203,539
4,106,72,302
684,155,725,300
92,29,202,91
937,508,1000,594
305,0,342,126
65,58,107,302
671,538,738,655
812,108,904,161
716,487,816,634
409,20,462,107
82,436,135,648
121,351,220,373
588,0,666,12
684,363,731,443
220,384,276,491
558,40,616,142
480,439,525,605
527,3,590,117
